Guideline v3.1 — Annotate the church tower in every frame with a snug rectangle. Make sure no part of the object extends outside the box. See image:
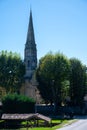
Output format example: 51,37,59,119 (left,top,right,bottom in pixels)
20,10,41,103
24,10,37,80
20,10,39,100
